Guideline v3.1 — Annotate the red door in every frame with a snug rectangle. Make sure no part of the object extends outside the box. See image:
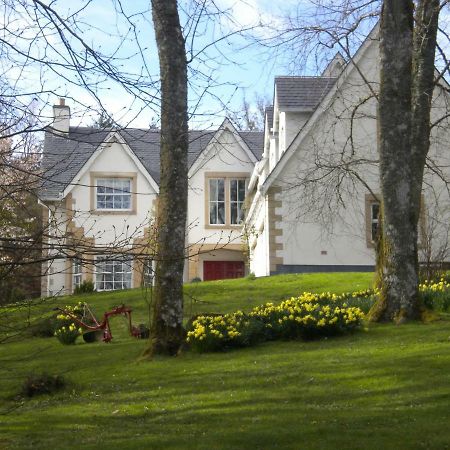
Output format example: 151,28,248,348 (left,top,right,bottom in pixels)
203,261,245,281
